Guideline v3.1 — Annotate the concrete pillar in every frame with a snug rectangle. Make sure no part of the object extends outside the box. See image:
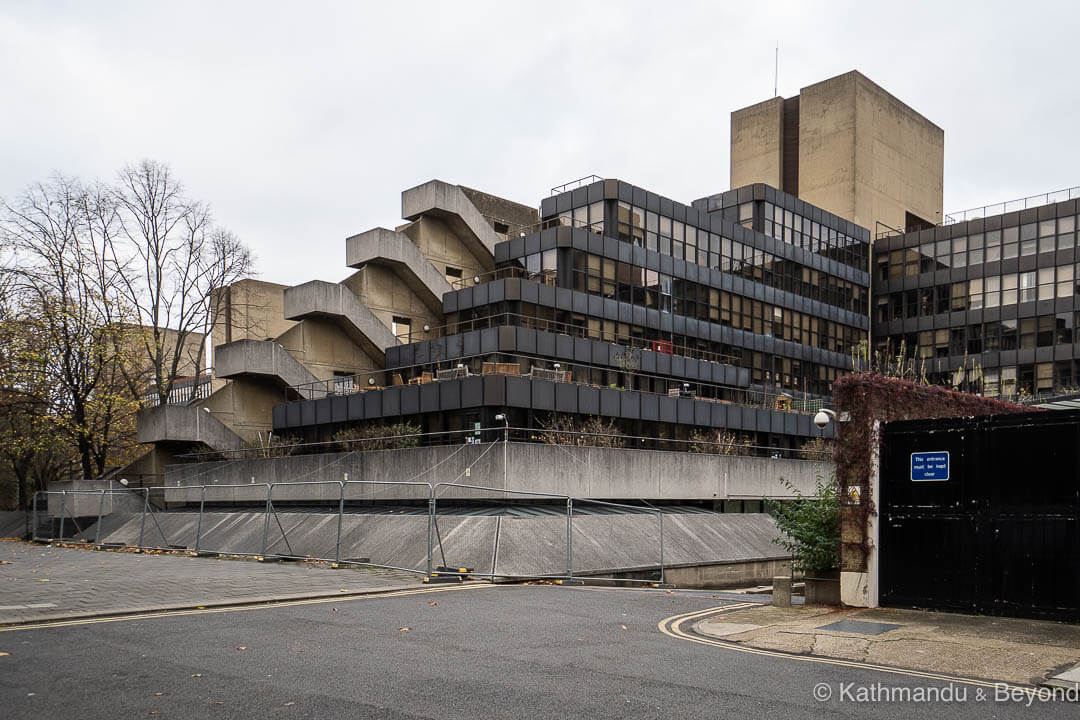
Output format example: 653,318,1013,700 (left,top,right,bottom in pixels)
773,576,792,607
